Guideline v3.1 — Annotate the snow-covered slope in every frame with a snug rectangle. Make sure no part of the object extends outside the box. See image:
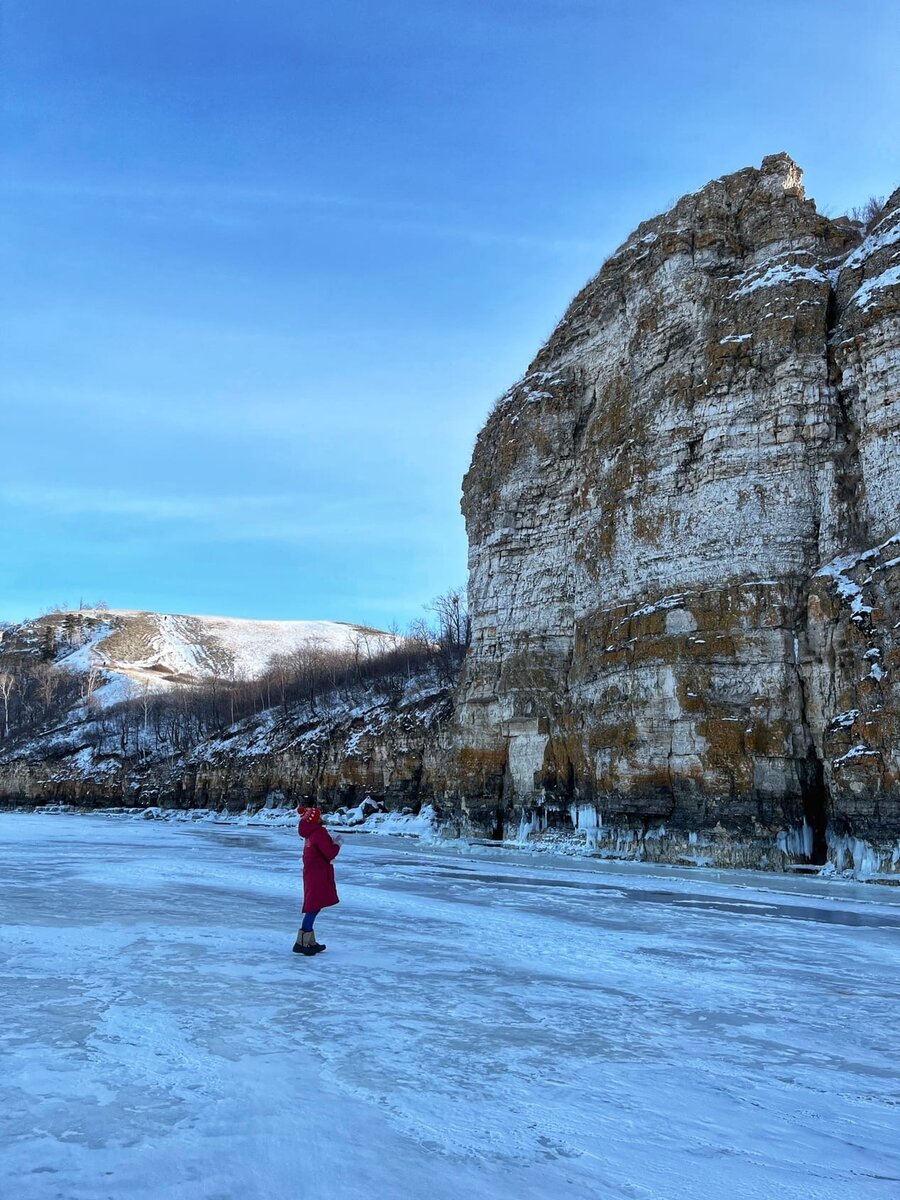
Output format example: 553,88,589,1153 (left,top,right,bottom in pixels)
5,608,394,706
